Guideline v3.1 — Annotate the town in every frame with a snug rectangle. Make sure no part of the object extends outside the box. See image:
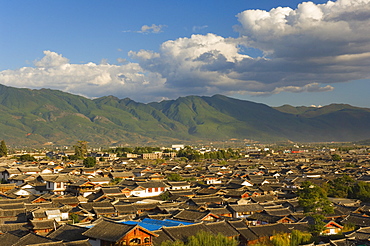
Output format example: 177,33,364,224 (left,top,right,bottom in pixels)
0,141,370,246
